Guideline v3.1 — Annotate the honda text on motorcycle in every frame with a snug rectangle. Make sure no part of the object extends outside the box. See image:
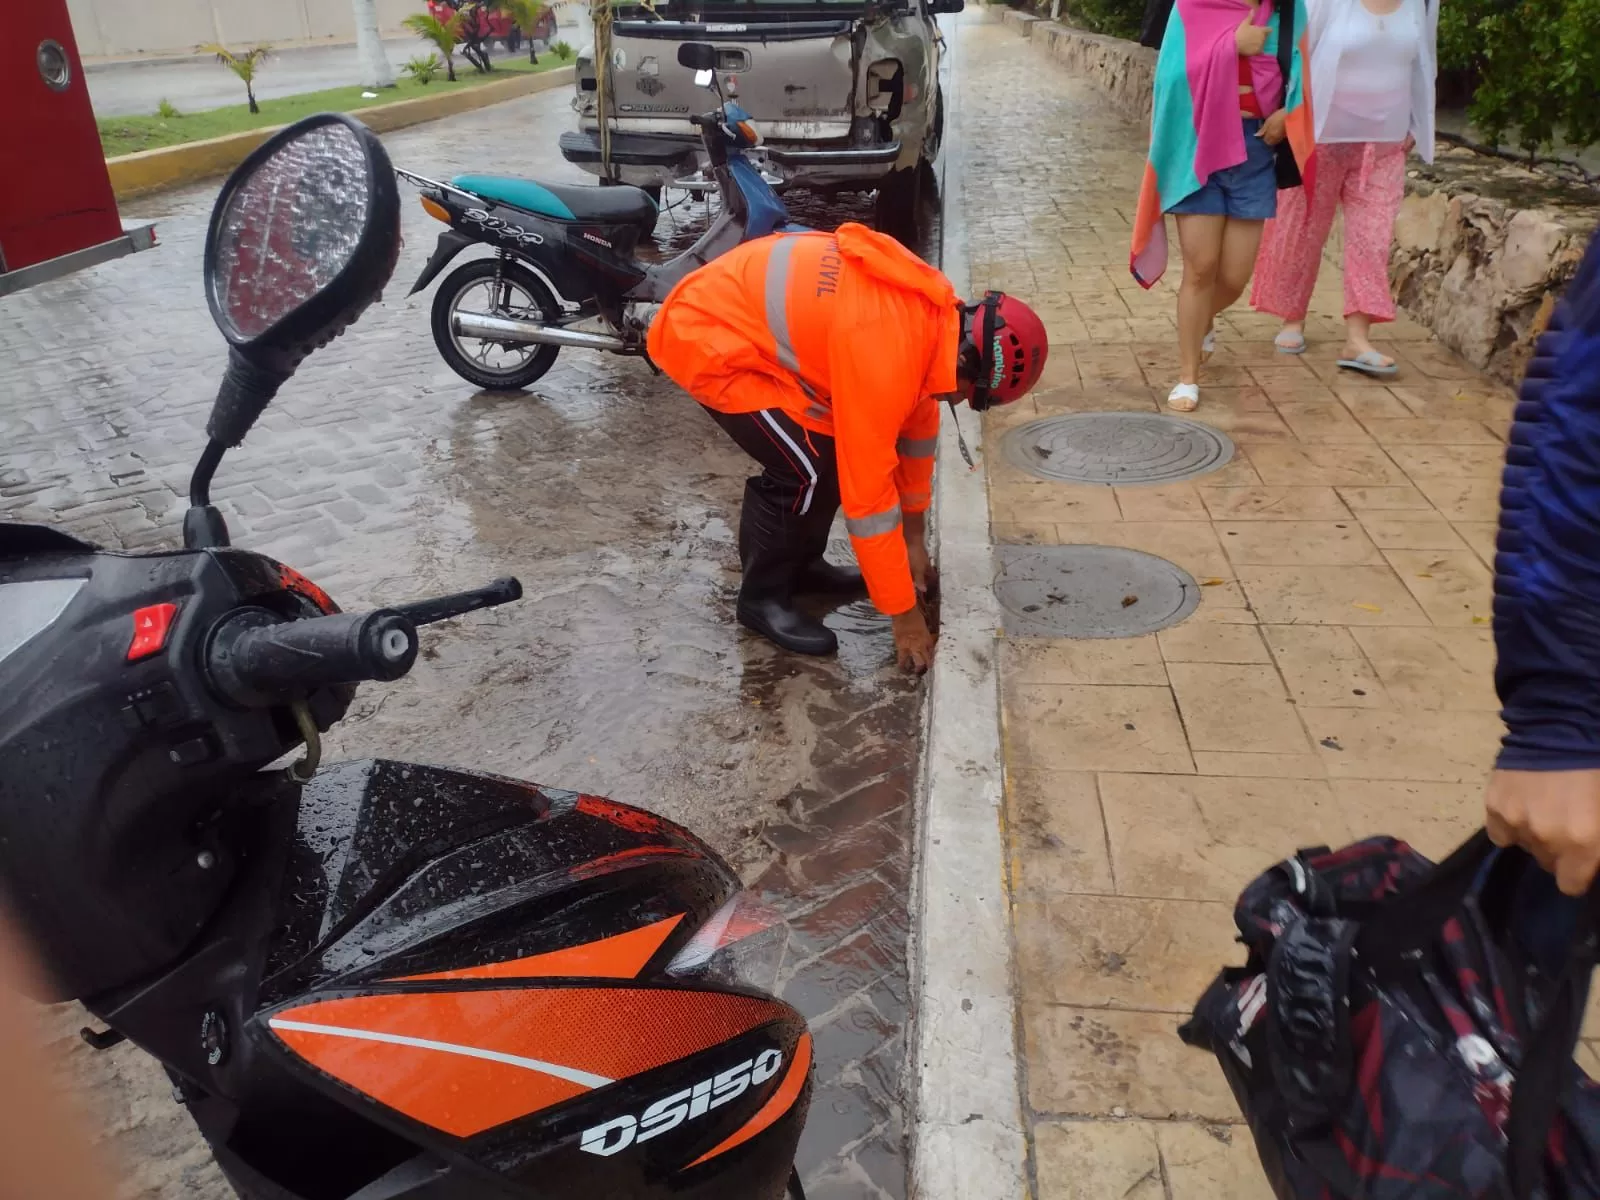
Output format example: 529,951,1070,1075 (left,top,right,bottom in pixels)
0,112,811,1200
398,43,804,391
